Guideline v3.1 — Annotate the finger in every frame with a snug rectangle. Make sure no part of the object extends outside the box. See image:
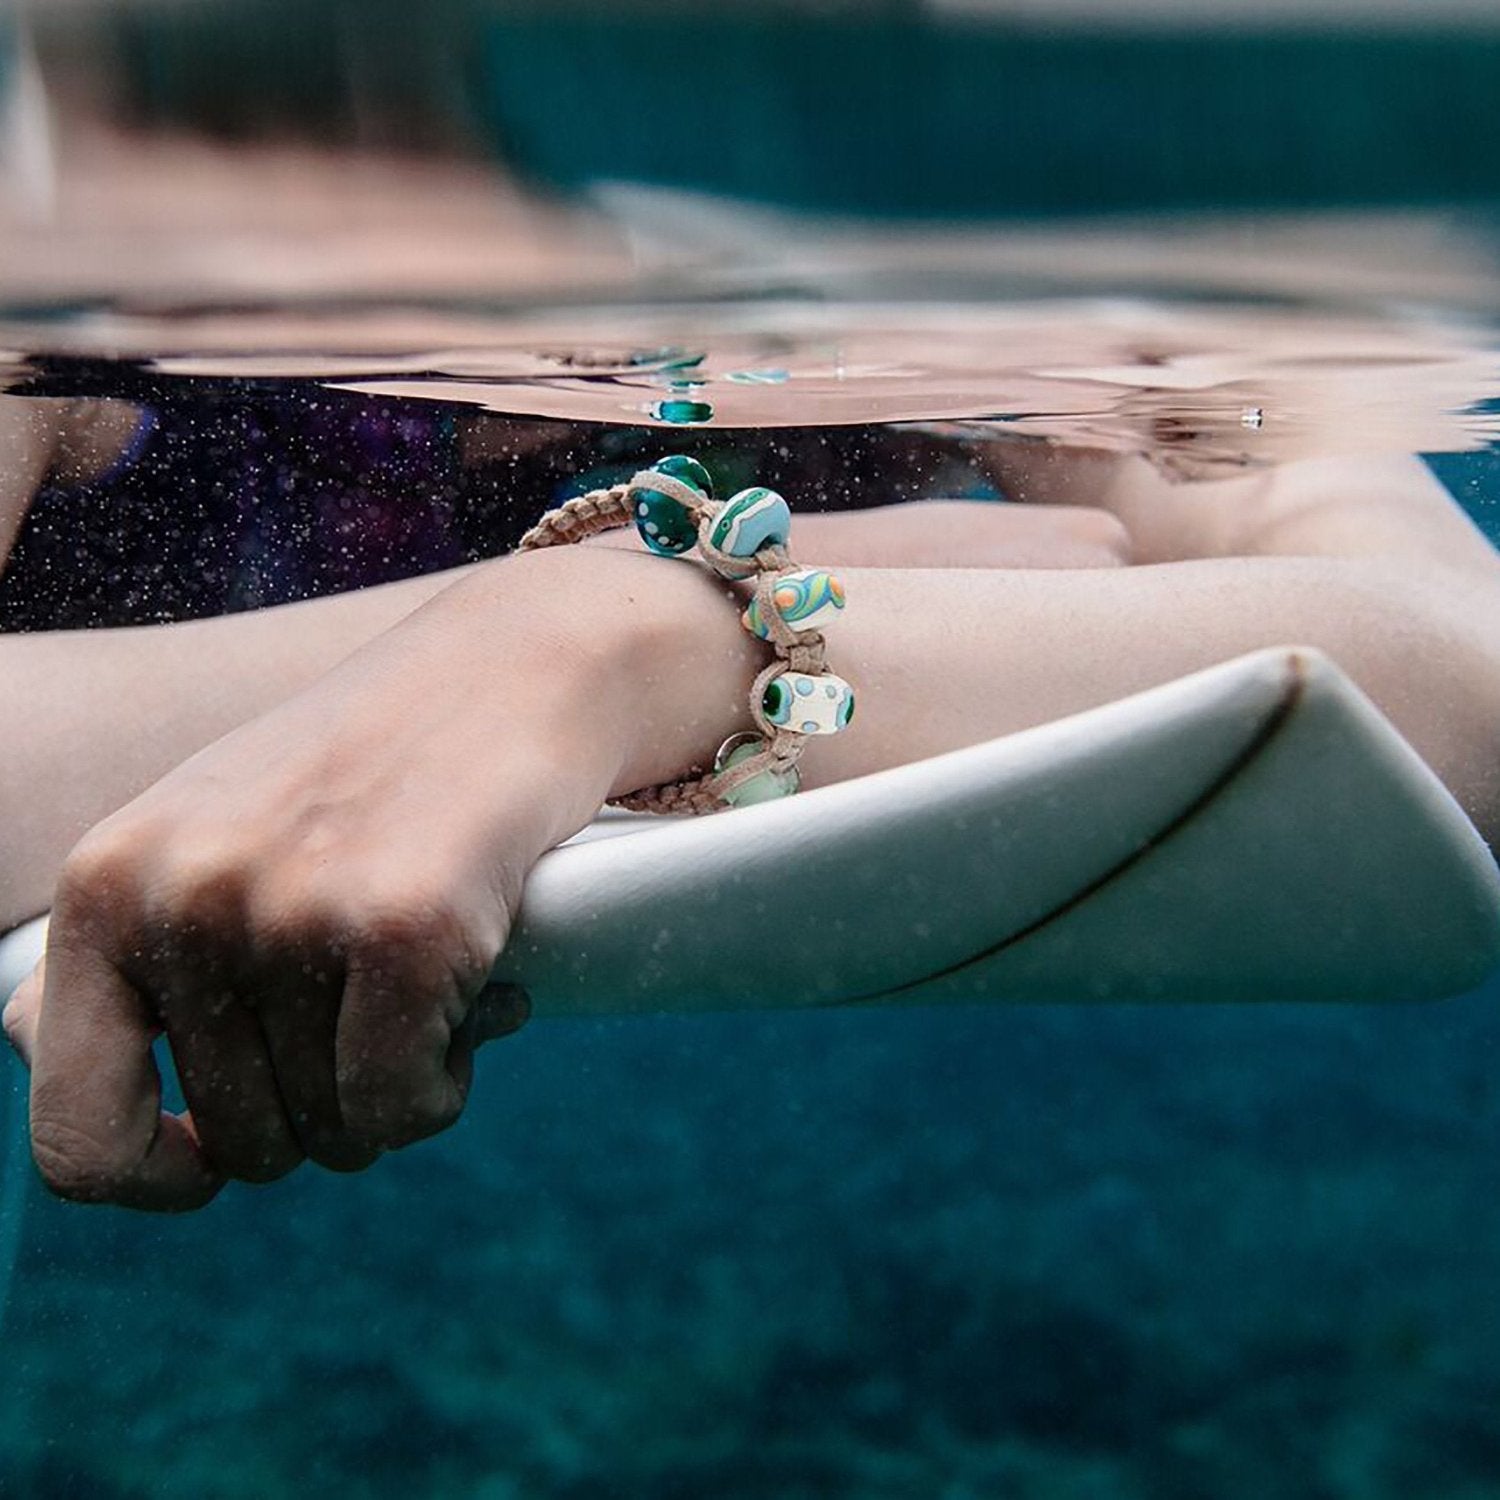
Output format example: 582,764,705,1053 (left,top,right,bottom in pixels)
445,1005,479,1105
474,982,531,1045
159,986,304,1185
31,934,222,1210
336,941,475,1151
258,974,381,1174
2,959,44,1069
